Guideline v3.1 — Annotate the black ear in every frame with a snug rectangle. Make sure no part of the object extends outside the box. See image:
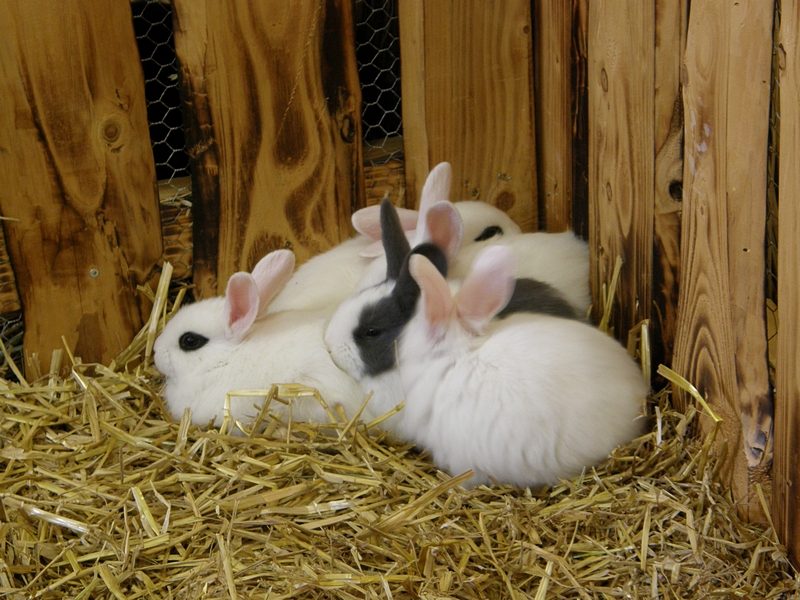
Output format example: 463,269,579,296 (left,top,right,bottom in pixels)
381,197,412,280
392,243,447,315
410,243,448,278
